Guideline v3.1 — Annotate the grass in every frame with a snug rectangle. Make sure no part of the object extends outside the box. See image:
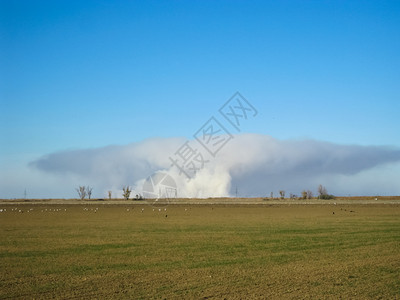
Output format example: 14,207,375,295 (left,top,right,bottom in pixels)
0,203,399,299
